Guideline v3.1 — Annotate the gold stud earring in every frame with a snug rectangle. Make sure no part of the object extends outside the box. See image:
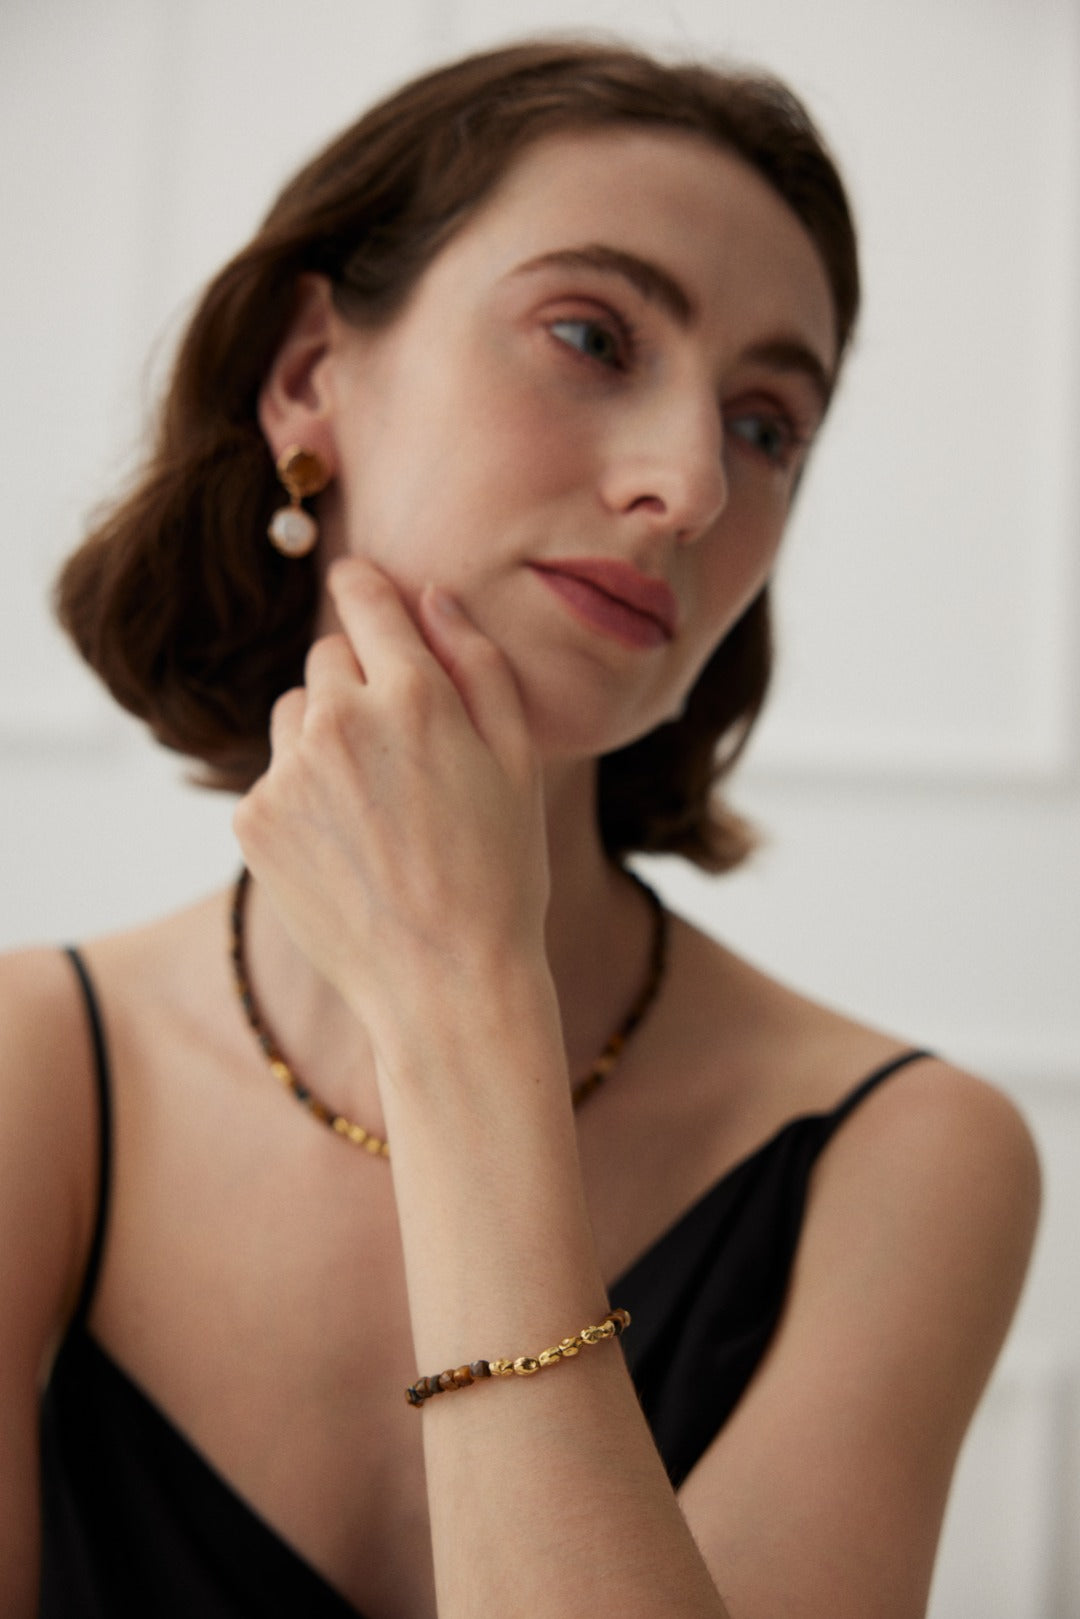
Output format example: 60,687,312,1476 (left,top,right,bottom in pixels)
267,445,330,558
